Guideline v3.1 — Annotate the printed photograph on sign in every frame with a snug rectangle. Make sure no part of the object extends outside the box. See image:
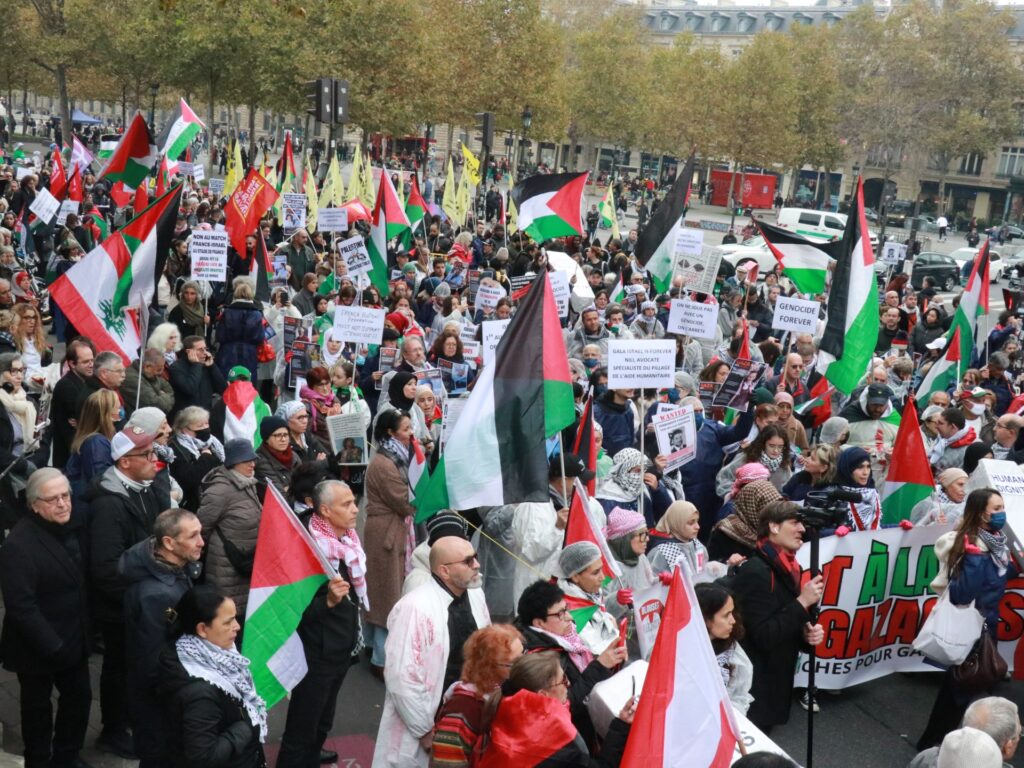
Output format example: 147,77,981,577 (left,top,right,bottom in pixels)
654,405,698,472
711,358,767,411
282,192,307,235
326,412,368,464
677,244,723,296
377,347,400,390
